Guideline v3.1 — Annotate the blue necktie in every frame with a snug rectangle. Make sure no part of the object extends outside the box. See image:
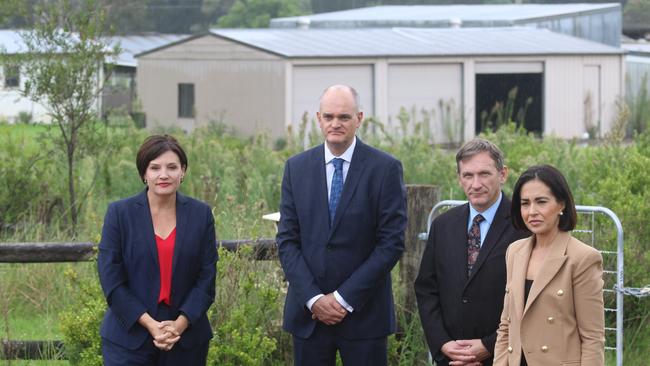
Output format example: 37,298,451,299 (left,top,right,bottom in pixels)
329,158,344,224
